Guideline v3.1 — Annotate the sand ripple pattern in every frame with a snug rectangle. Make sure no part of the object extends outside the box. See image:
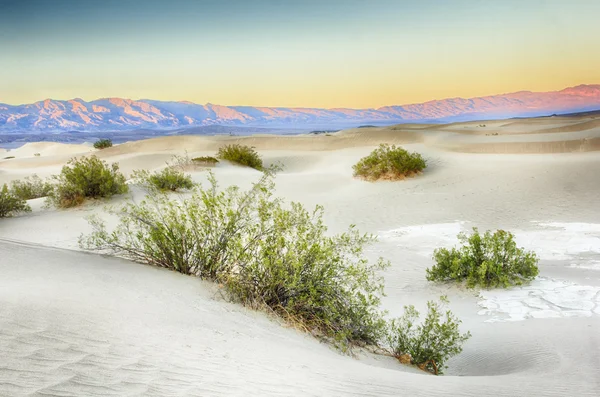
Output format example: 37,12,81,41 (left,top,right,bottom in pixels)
2,241,600,396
